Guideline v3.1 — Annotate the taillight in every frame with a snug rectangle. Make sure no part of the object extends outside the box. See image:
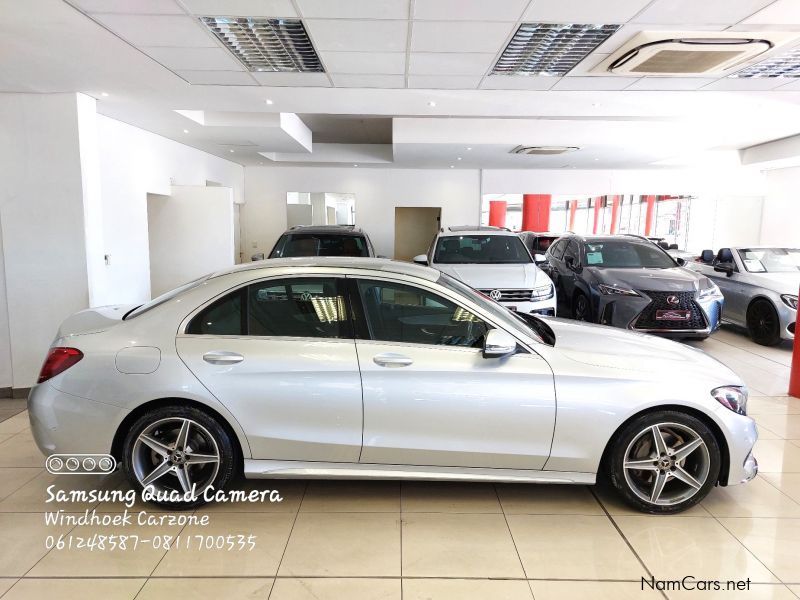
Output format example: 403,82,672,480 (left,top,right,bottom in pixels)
37,347,83,383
